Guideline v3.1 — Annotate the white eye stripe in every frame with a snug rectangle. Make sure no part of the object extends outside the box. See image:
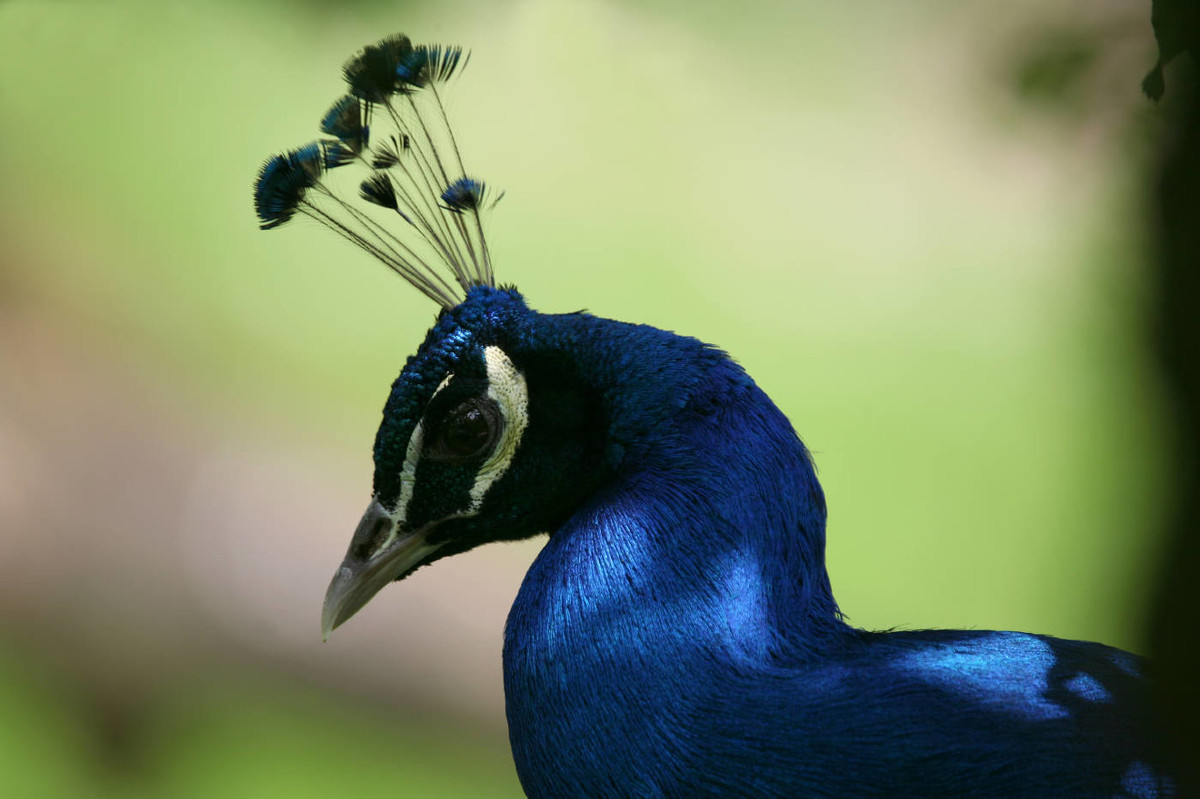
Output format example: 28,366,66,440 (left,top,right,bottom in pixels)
467,346,529,512
384,418,425,544
388,371,455,533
